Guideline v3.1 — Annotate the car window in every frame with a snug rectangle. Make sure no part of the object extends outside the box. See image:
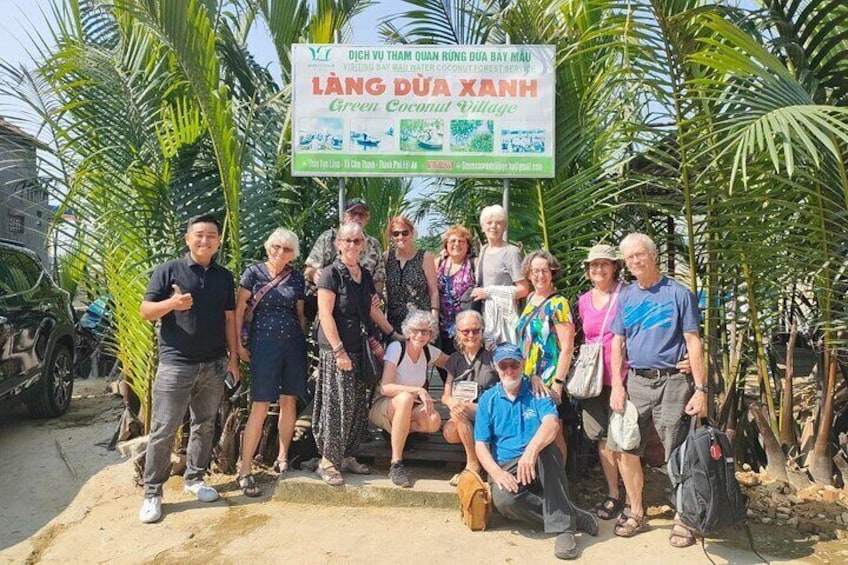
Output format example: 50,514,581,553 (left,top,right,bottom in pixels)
0,250,41,294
